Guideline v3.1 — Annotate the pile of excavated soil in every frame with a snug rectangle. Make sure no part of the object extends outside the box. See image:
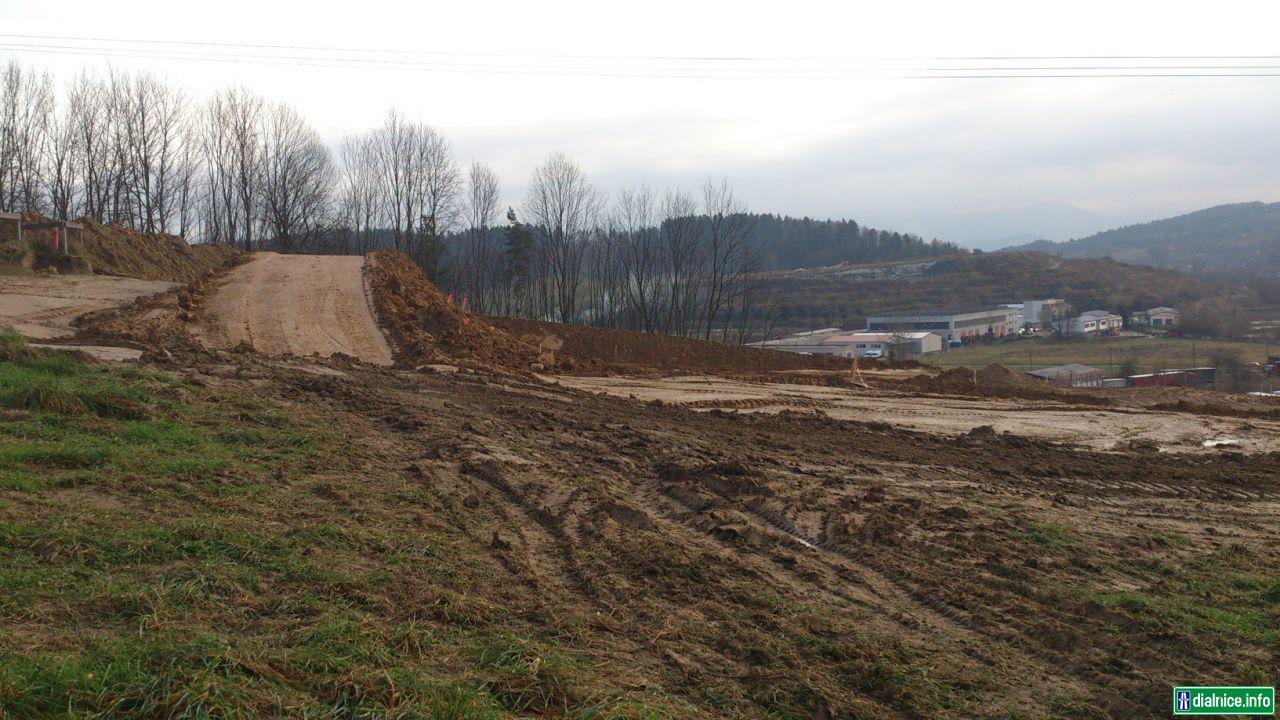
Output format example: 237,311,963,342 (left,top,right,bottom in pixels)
2,213,237,283
77,219,237,283
486,317,850,376
893,362,1103,404
73,278,210,353
366,250,537,369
